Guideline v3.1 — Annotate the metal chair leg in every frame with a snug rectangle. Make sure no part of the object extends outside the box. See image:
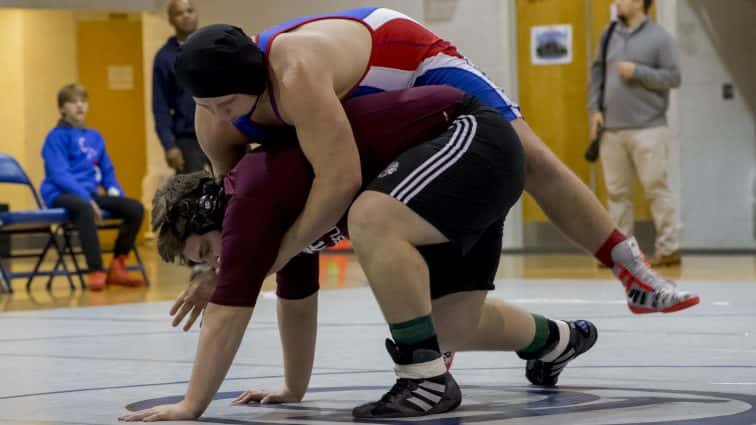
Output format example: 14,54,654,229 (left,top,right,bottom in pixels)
45,255,64,291
62,227,86,289
0,263,11,294
45,228,76,291
51,230,76,291
132,245,150,286
25,236,54,292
